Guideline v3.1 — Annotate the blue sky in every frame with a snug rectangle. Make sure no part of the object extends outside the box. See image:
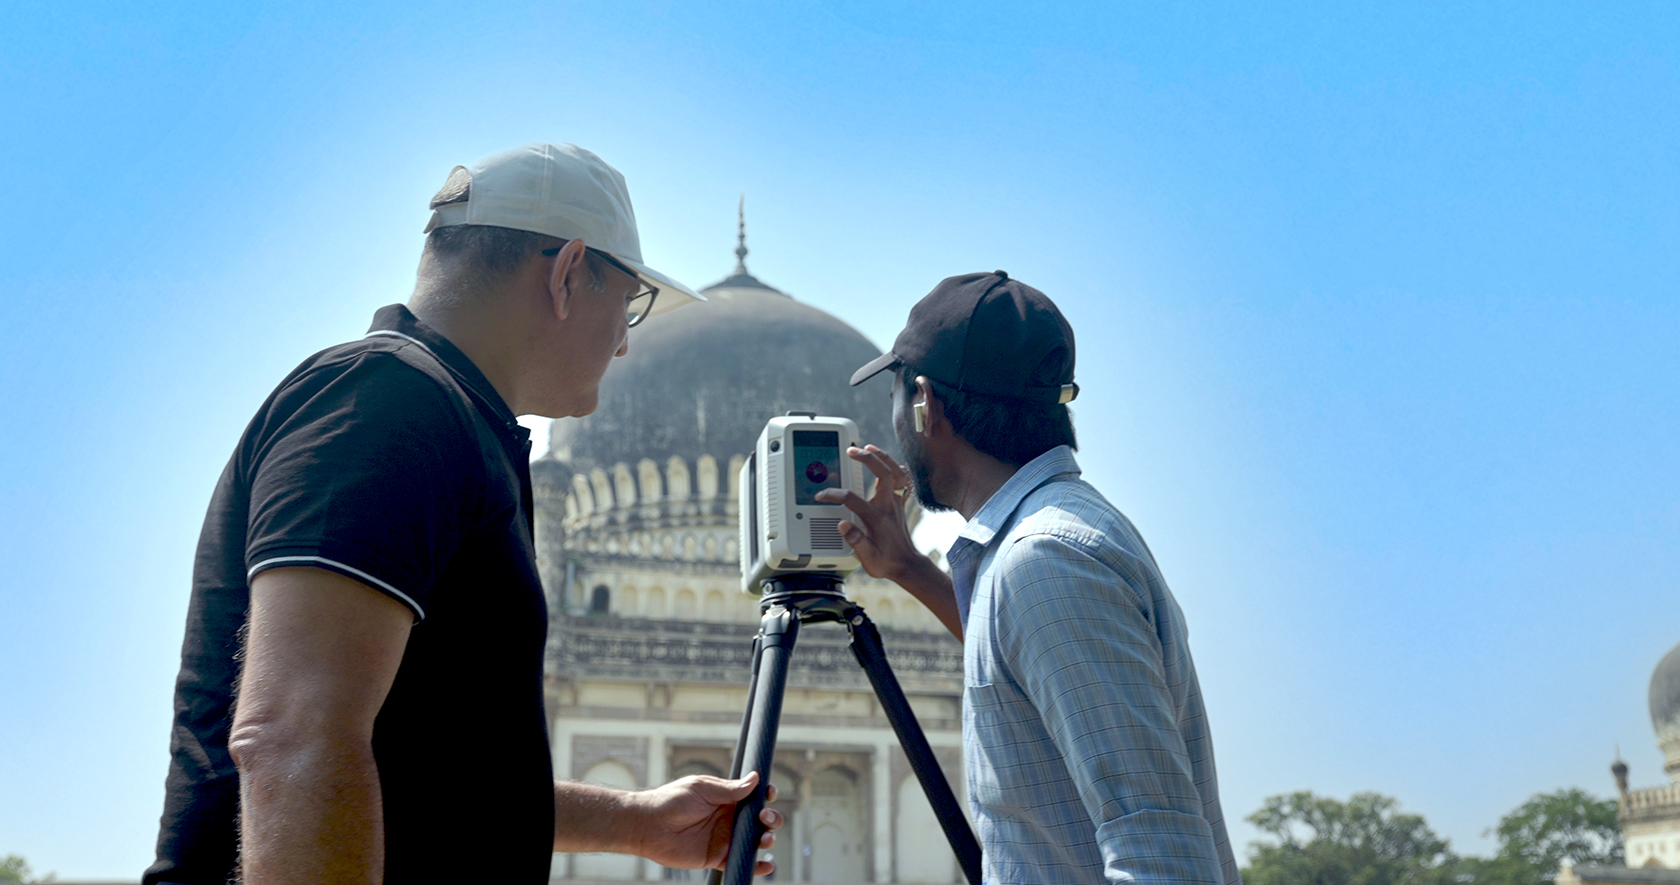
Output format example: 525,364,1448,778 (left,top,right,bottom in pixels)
3,1,1677,878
